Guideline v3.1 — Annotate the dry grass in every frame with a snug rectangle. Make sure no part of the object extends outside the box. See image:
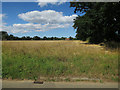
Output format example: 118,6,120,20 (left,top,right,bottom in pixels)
2,41,118,81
